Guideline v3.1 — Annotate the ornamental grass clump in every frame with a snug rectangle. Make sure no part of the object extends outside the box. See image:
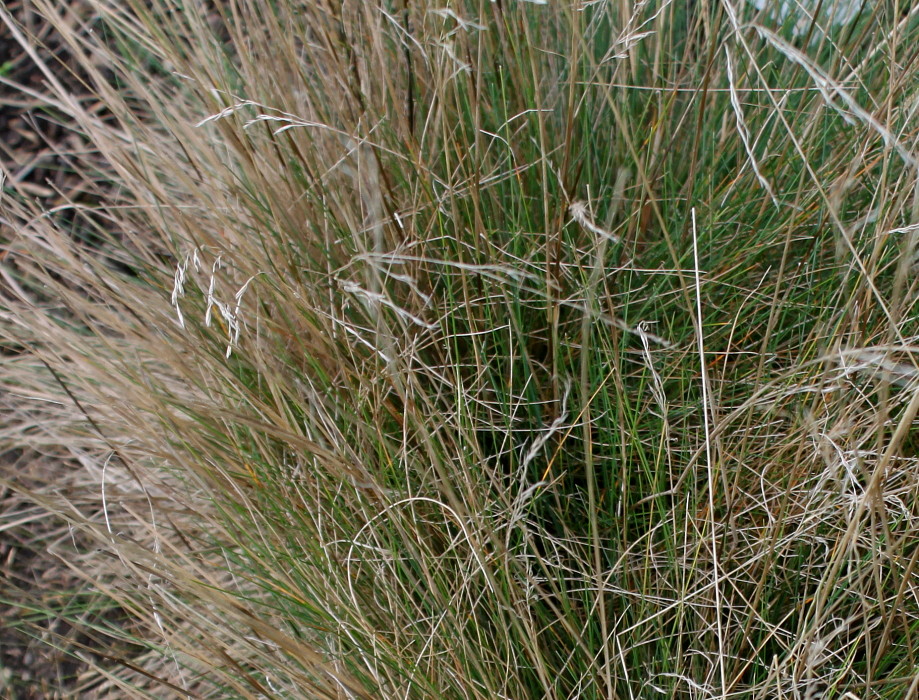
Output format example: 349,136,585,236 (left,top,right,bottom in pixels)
2,1,919,697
